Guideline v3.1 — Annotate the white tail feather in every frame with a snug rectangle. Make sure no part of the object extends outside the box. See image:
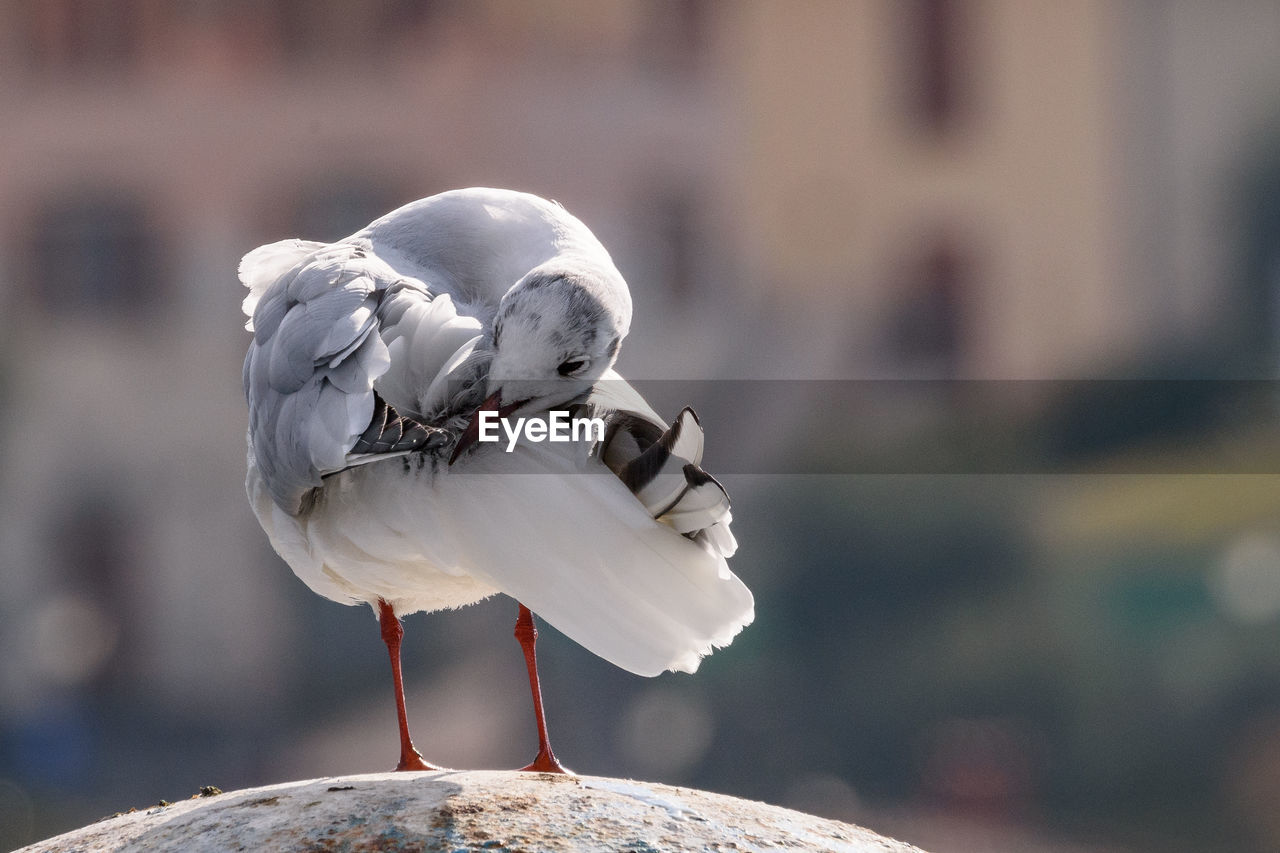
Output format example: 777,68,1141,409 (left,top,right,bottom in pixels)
432,446,752,676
